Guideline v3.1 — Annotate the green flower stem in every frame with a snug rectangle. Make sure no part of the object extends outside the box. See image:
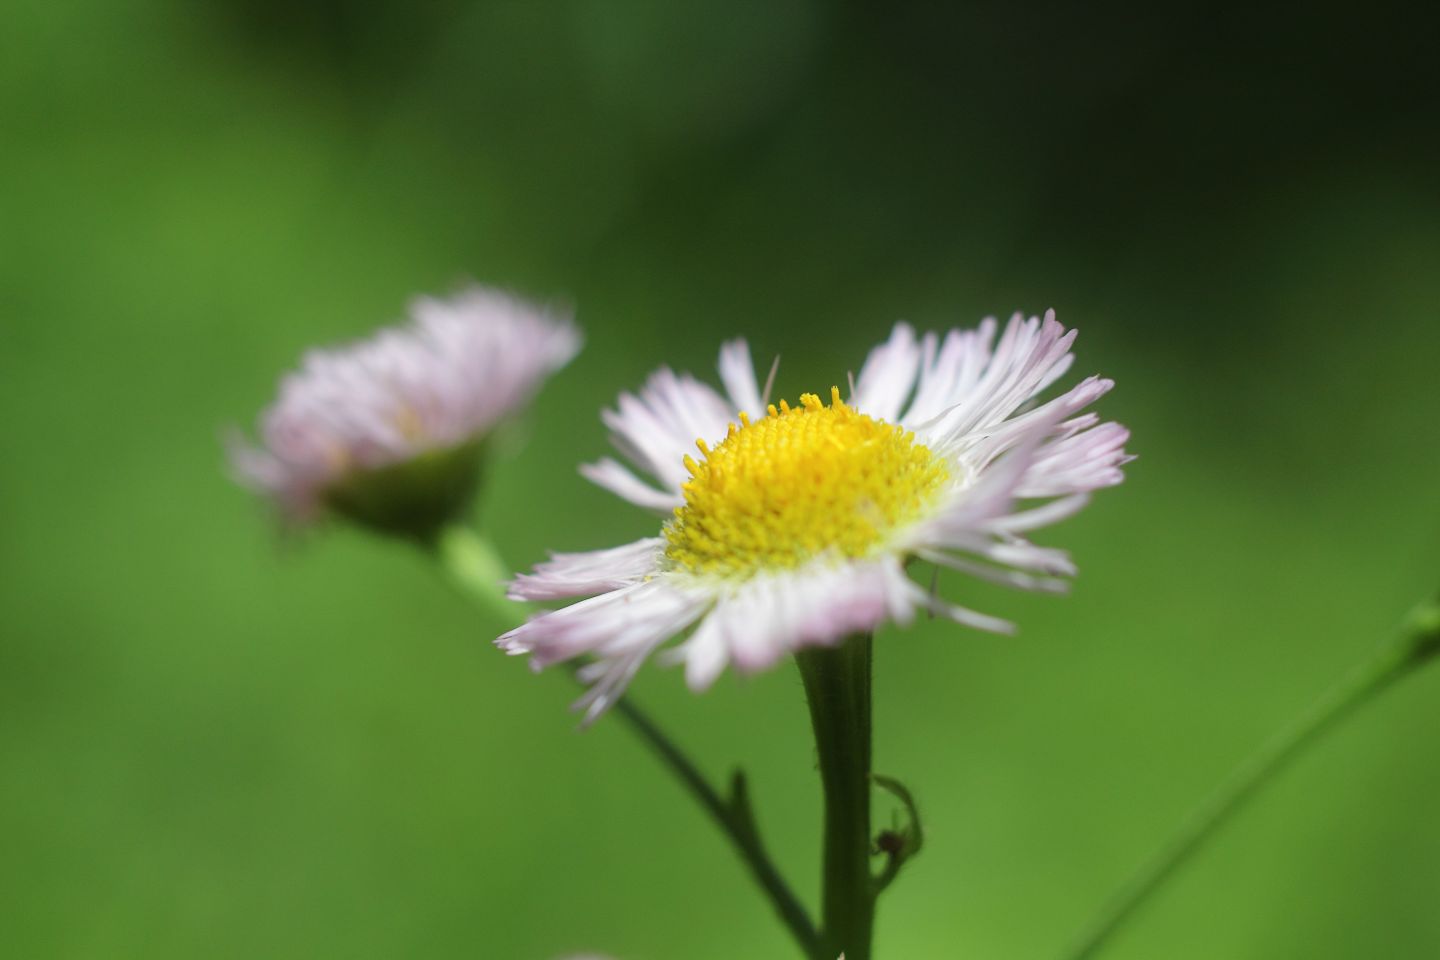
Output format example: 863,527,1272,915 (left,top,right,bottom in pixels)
433,523,517,624
797,633,877,960
432,524,822,959
1062,593,1440,960
598,694,824,960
